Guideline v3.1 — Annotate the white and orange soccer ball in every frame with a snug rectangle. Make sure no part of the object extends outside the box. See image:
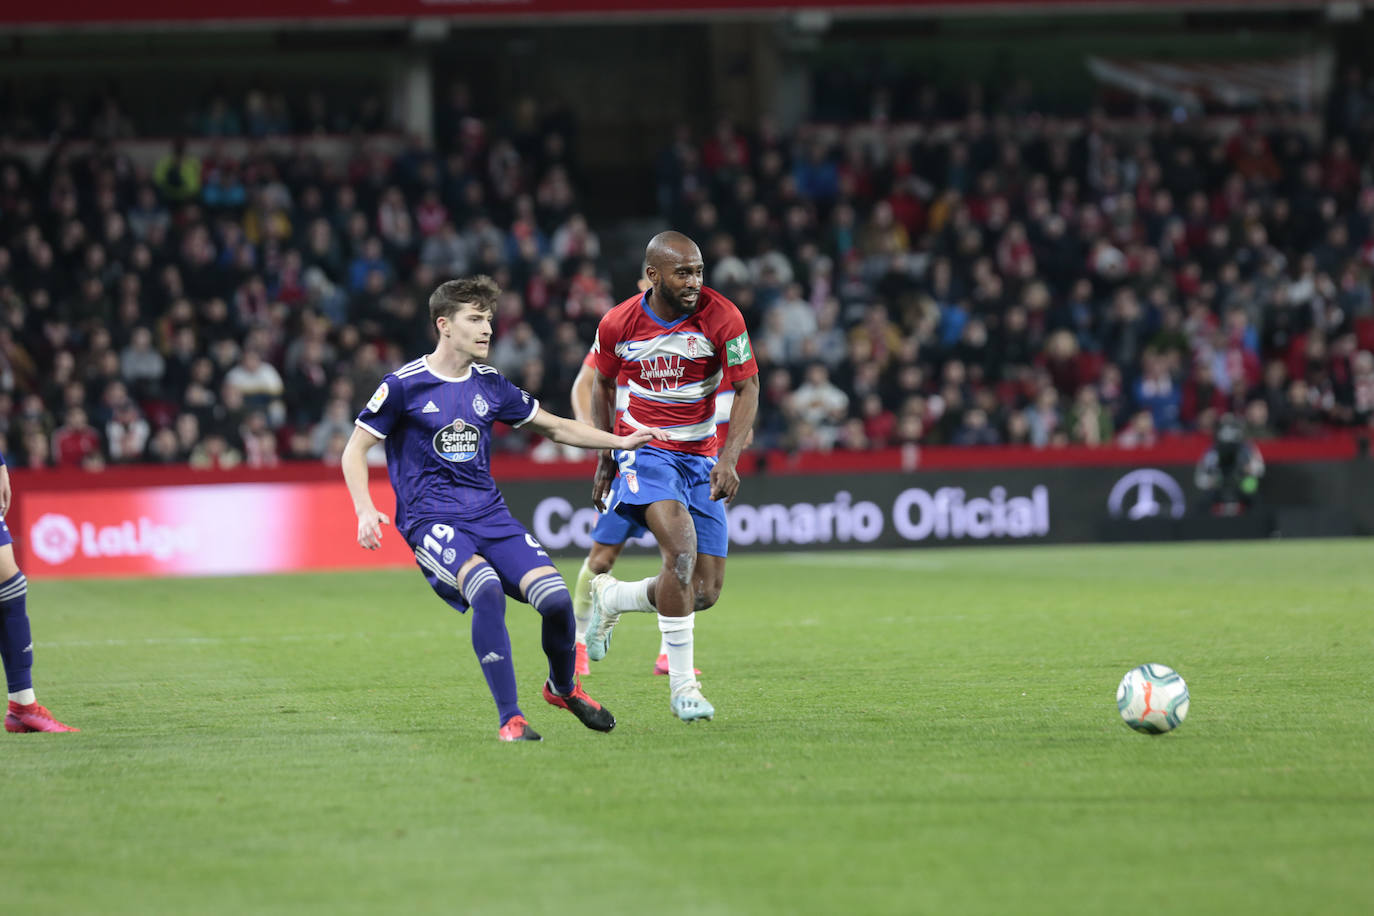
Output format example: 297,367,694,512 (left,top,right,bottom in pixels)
1116,664,1190,734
